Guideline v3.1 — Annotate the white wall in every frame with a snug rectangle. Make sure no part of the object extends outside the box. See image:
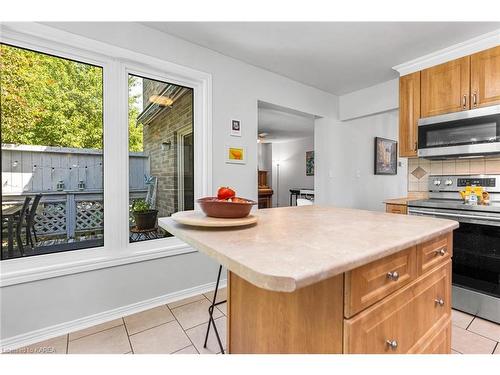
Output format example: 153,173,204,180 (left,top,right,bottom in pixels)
258,142,272,188
339,79,399,121
315,109,408,211
272,137,314,207
1,22,340,344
